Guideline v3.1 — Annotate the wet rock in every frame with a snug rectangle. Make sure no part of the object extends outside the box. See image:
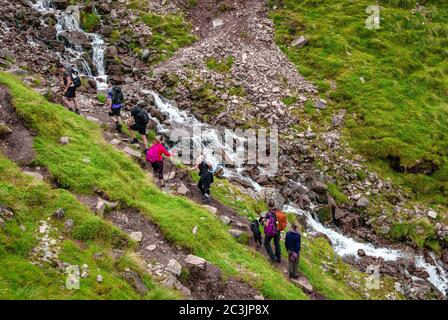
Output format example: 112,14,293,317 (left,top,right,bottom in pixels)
441,250,448,264
358,249,366,257
58,31,91,50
